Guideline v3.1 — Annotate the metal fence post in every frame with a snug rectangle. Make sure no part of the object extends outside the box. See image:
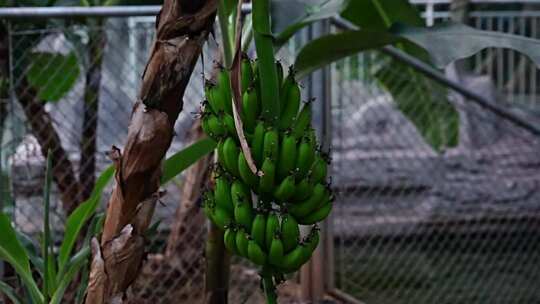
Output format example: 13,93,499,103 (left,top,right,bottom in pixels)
299,20,333,302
